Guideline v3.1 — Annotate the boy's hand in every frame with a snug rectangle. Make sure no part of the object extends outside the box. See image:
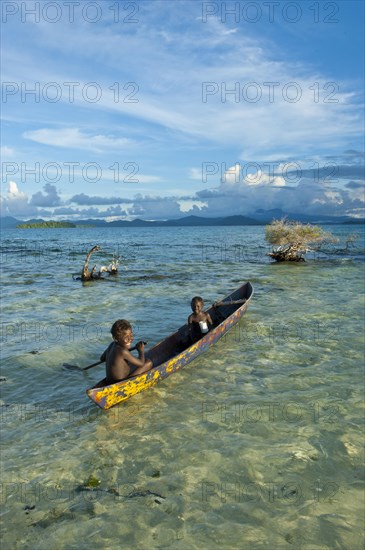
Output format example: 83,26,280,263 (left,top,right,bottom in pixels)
136,341,145,352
